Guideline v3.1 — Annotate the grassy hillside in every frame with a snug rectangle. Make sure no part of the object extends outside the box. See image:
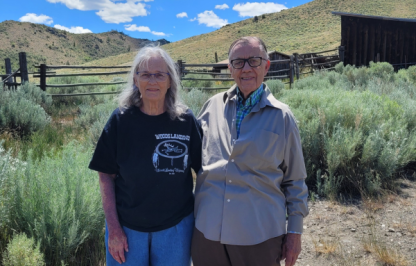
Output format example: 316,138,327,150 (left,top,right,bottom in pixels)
3,0,415,72
0,20,169,73
162,0,416,63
